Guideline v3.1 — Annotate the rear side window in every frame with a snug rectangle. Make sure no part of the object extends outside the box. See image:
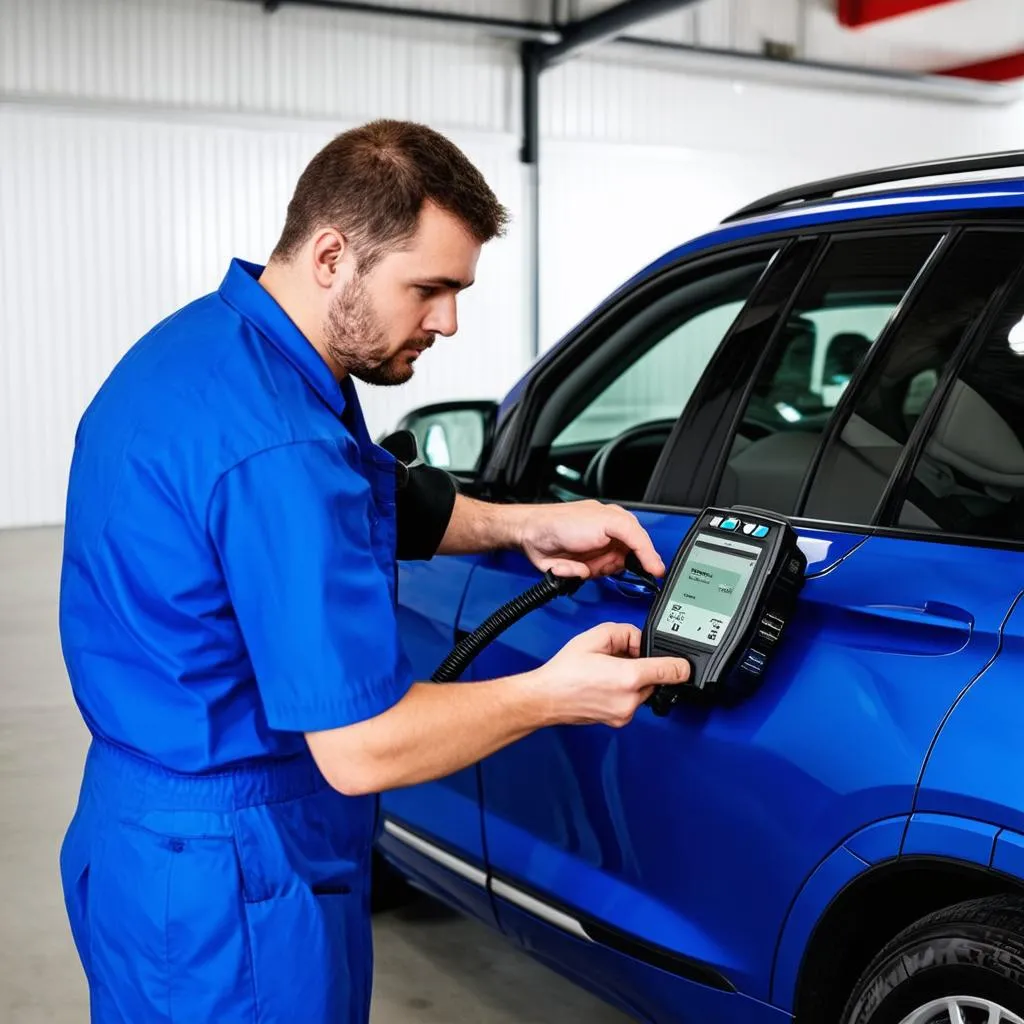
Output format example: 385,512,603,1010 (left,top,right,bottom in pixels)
713,232,942,516
804,230,1024,525
895,248,1024,541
